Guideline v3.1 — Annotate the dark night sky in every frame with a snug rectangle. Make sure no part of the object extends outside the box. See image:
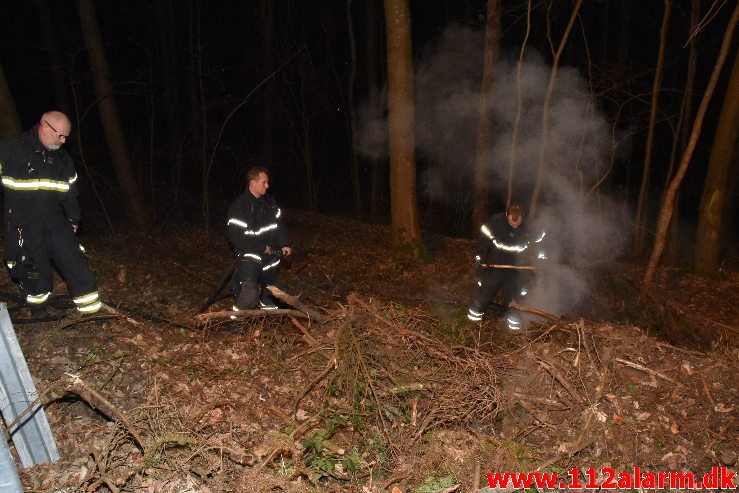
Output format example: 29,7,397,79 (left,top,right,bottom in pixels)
1,1,736,244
